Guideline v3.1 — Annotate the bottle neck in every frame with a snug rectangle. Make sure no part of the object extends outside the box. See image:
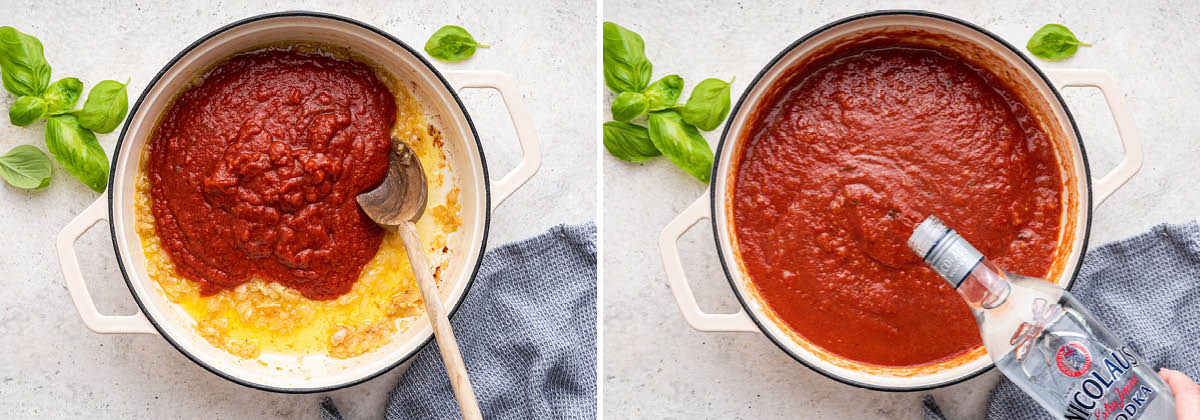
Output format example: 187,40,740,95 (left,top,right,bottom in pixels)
956,259,1012,311
909,217,1012,311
